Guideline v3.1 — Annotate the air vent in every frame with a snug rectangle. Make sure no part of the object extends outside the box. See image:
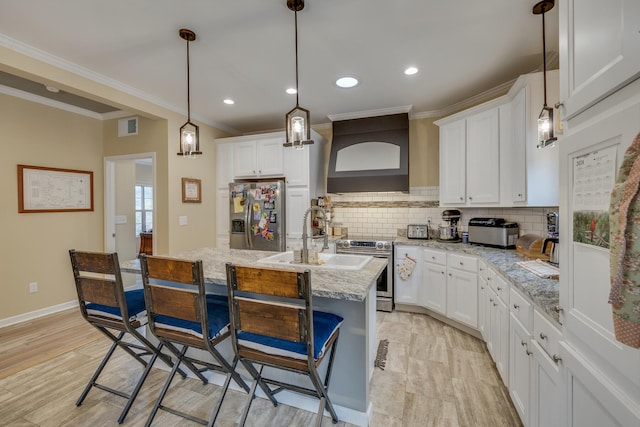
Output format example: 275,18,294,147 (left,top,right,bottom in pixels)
118,117,138,137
